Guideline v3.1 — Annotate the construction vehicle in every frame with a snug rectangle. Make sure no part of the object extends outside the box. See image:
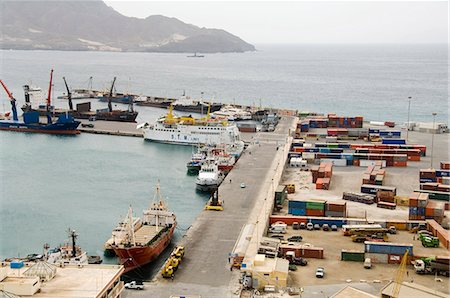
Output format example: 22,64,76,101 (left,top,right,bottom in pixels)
161,265,175,279
421,236,440,248
205,189,224,211
414,258,449,276
161,245,185,279
171,245,185,260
